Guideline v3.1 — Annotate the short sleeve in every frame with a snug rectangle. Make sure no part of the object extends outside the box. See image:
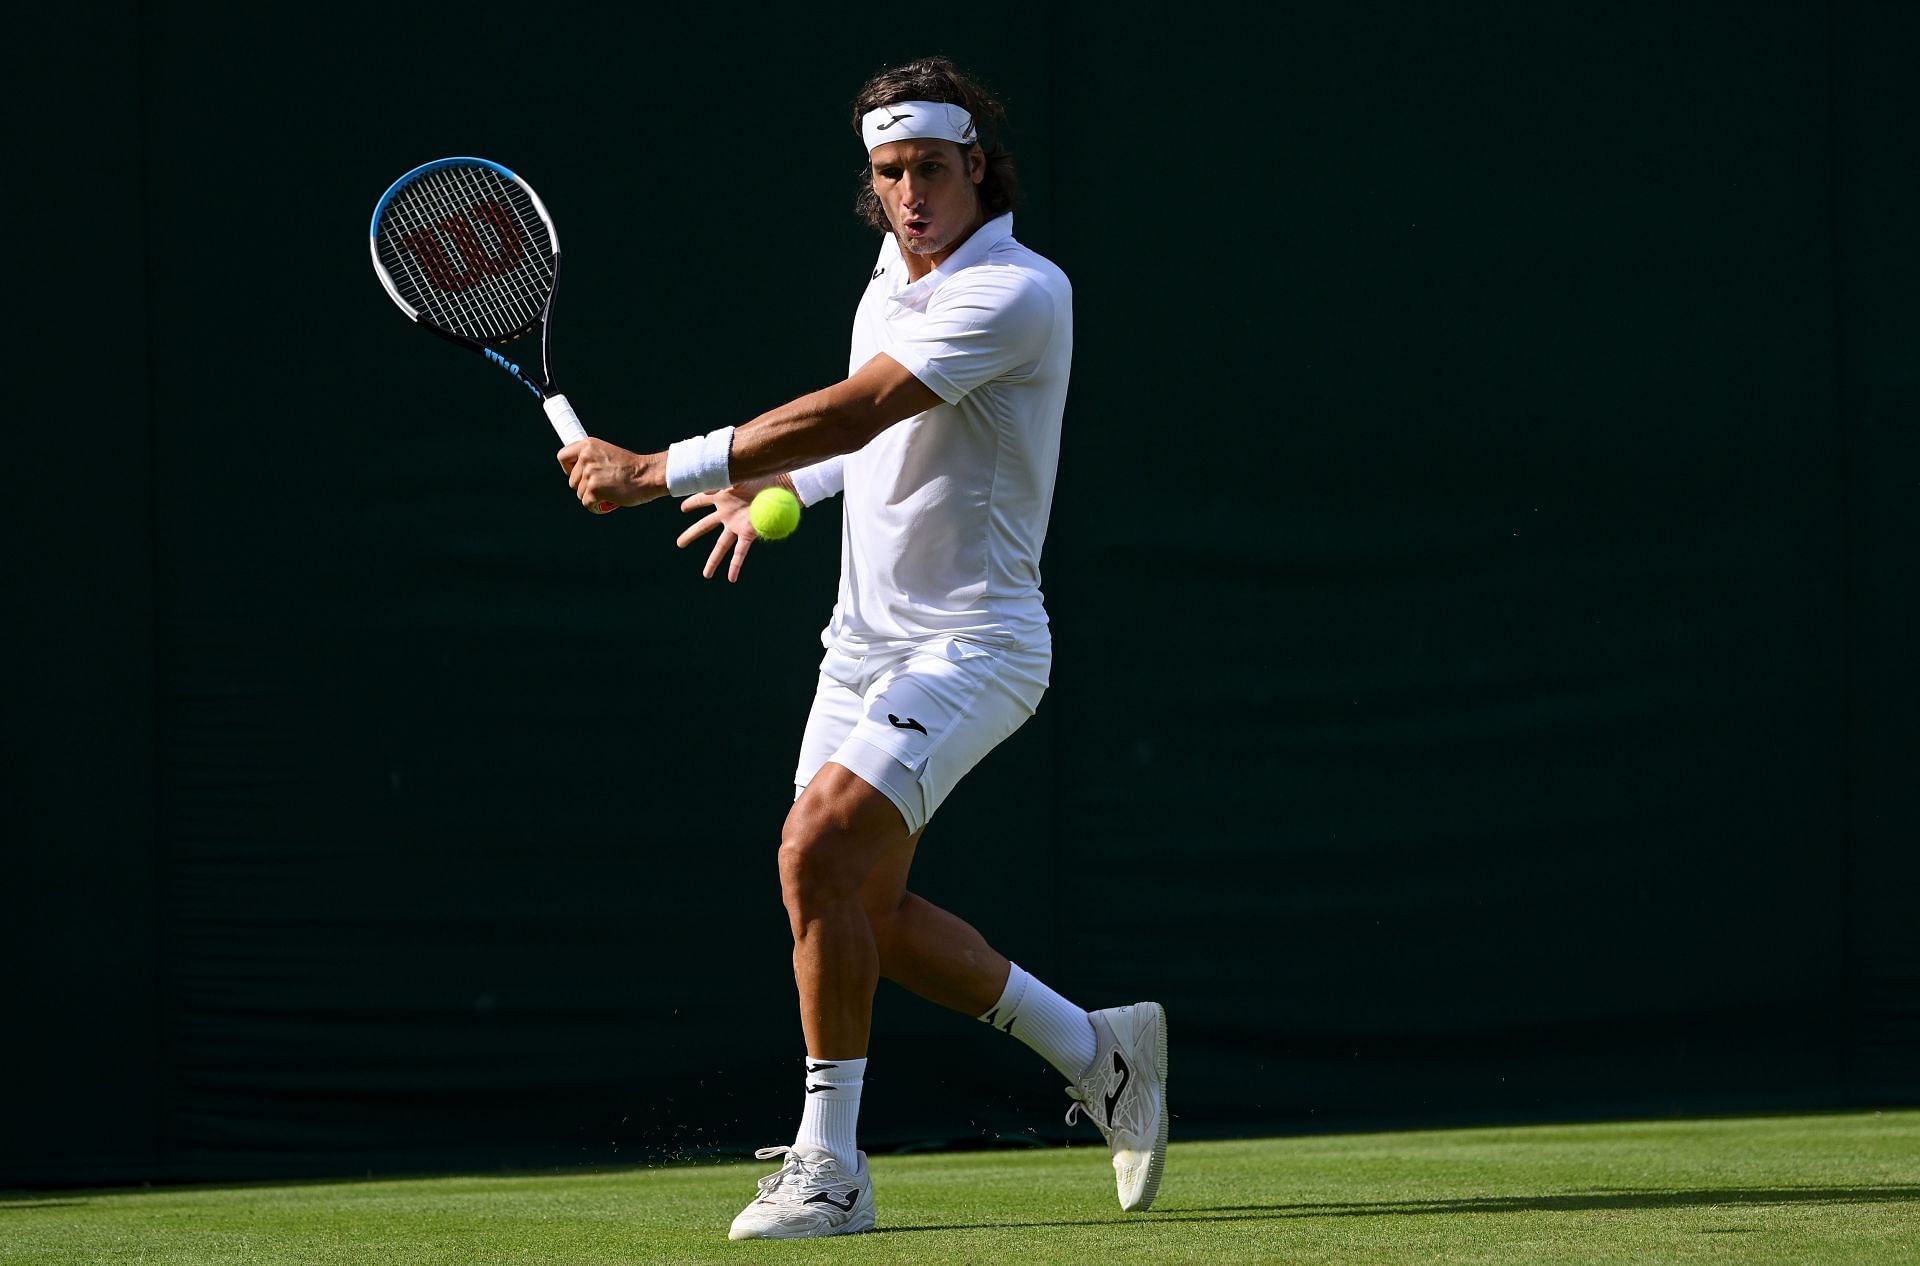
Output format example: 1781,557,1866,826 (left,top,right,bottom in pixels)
884,269,1055,405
